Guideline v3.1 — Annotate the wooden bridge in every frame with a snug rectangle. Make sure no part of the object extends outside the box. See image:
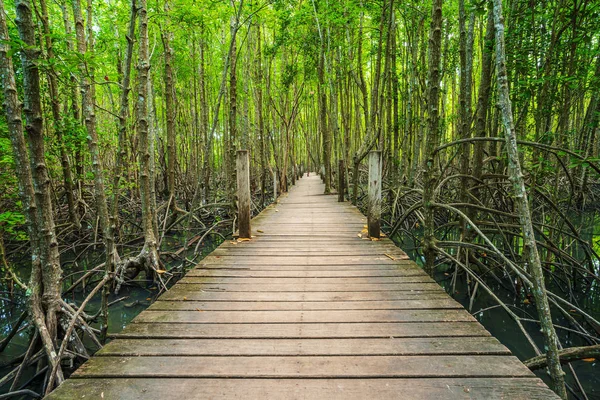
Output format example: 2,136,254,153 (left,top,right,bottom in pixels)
47,174,557,399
